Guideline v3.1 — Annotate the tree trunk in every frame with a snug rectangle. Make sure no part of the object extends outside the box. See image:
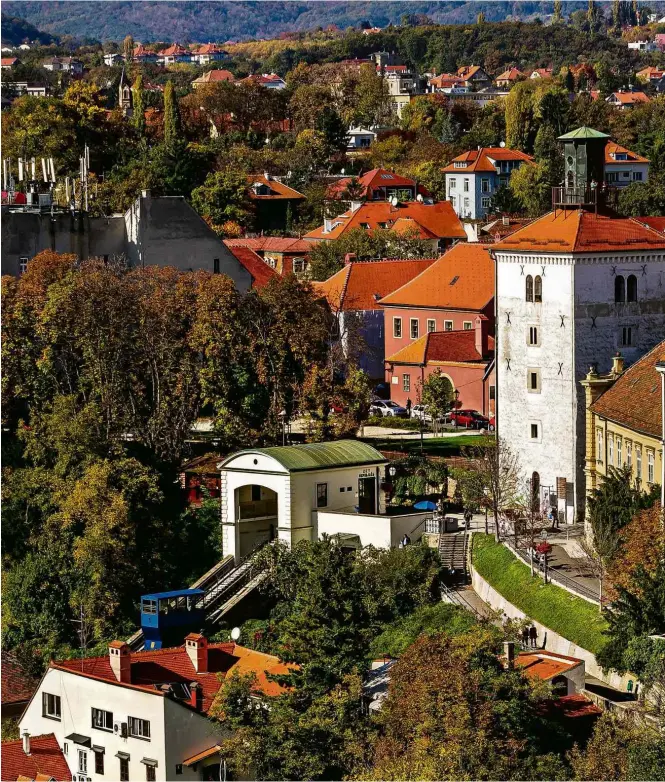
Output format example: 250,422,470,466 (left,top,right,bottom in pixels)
493,501,500,542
